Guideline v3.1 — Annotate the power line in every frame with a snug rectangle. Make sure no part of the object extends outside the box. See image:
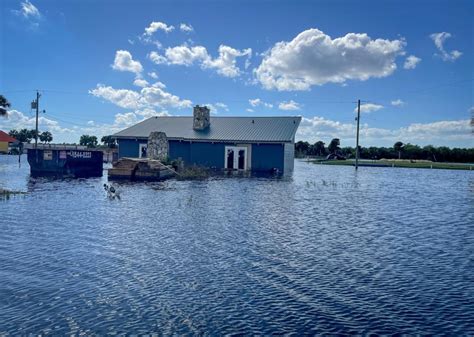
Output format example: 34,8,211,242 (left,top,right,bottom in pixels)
45,114,107,128
45,111,113,125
